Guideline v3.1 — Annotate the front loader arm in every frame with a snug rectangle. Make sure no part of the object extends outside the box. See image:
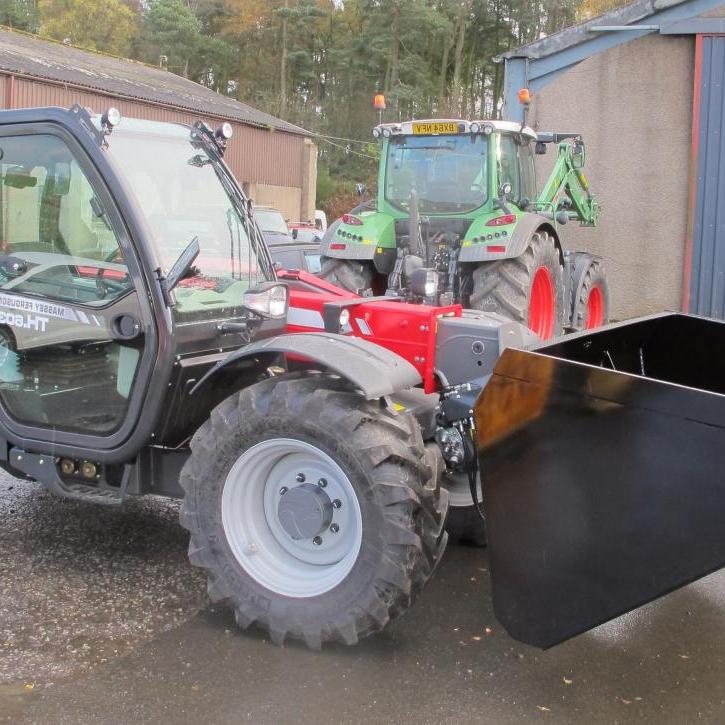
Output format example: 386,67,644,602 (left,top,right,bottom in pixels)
536,138,599,227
